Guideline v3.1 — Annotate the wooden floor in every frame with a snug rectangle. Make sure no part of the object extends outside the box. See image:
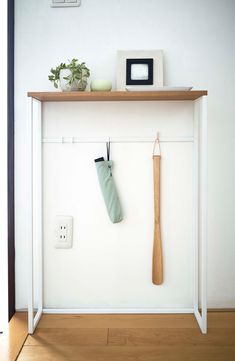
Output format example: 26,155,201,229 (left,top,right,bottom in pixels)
0,313,28,361
17,313,235,361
